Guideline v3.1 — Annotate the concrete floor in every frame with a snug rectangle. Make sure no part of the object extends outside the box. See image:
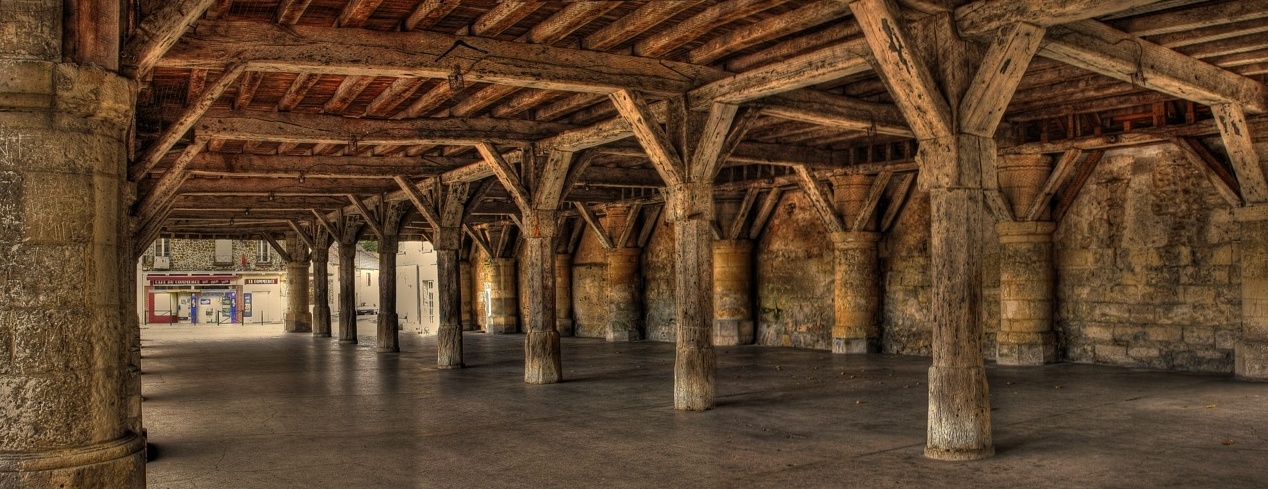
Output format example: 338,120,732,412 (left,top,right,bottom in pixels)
140,323,1268,489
